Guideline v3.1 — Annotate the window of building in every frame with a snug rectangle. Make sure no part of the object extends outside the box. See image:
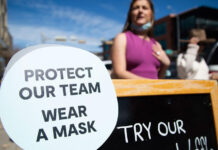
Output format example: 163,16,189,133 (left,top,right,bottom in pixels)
180,16,196,37
196,18,218,28
154,22,167,36
159,40,167,49
103,44,111,60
